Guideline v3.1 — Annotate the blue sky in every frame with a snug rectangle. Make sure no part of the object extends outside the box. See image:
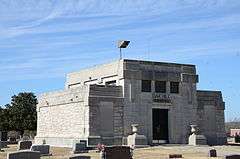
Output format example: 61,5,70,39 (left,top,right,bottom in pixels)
0,0,239,121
